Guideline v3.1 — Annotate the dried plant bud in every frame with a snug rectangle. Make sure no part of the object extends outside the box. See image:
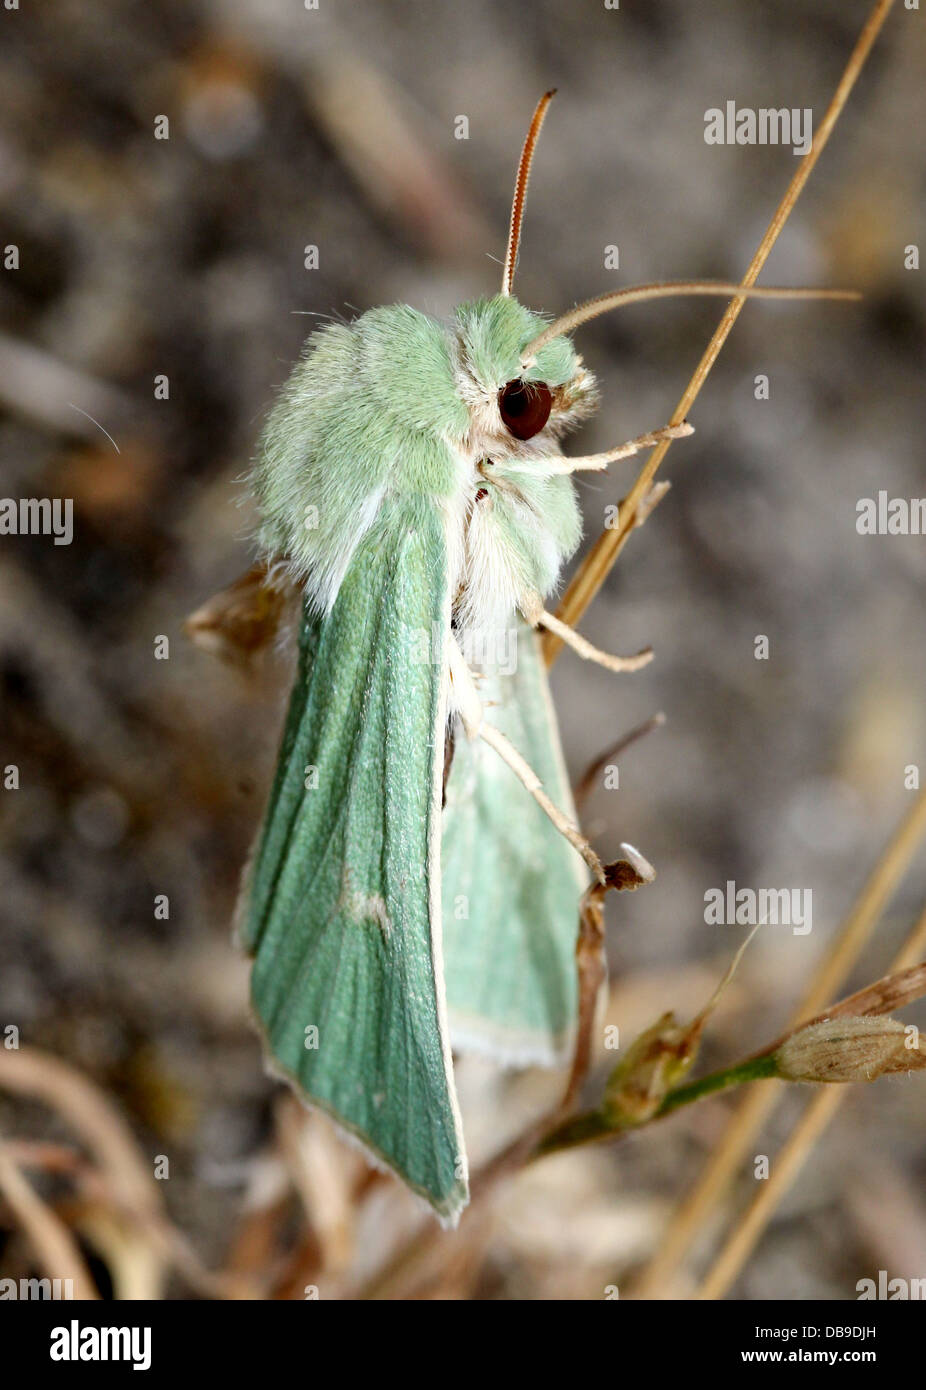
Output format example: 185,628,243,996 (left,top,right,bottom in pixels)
603,842,656,893
603,1011,703,1125
601,918,758,1126
775,1015,925,1084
